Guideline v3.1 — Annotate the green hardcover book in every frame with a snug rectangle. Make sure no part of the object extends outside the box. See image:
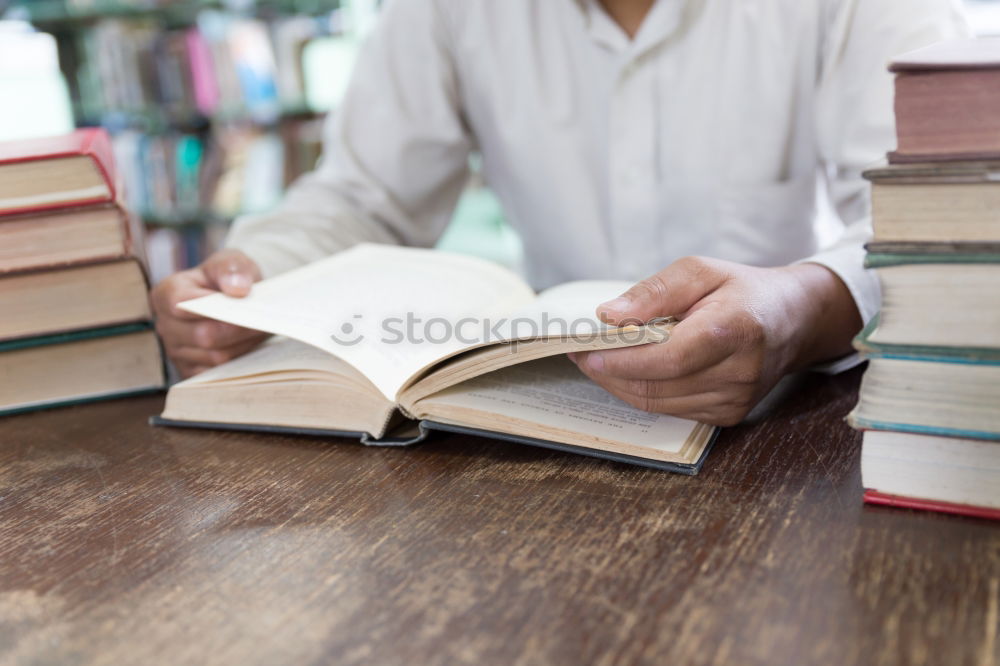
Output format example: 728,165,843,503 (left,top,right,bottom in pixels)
0,323,165,417
865,249,1000,268
849,317,1000,440
863,250,1000,349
